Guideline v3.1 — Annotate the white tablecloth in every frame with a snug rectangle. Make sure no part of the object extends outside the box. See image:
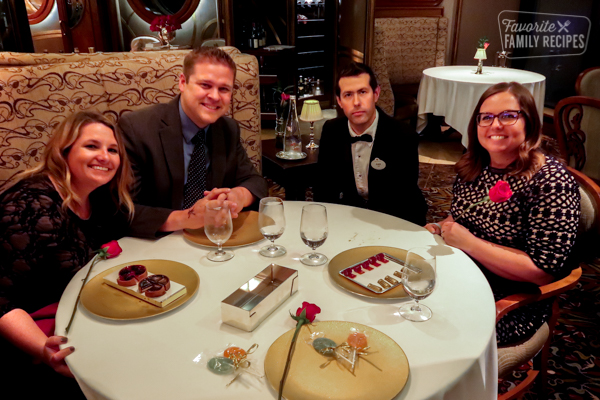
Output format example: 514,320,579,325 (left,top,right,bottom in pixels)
417,66,546,148
56,202,497,400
